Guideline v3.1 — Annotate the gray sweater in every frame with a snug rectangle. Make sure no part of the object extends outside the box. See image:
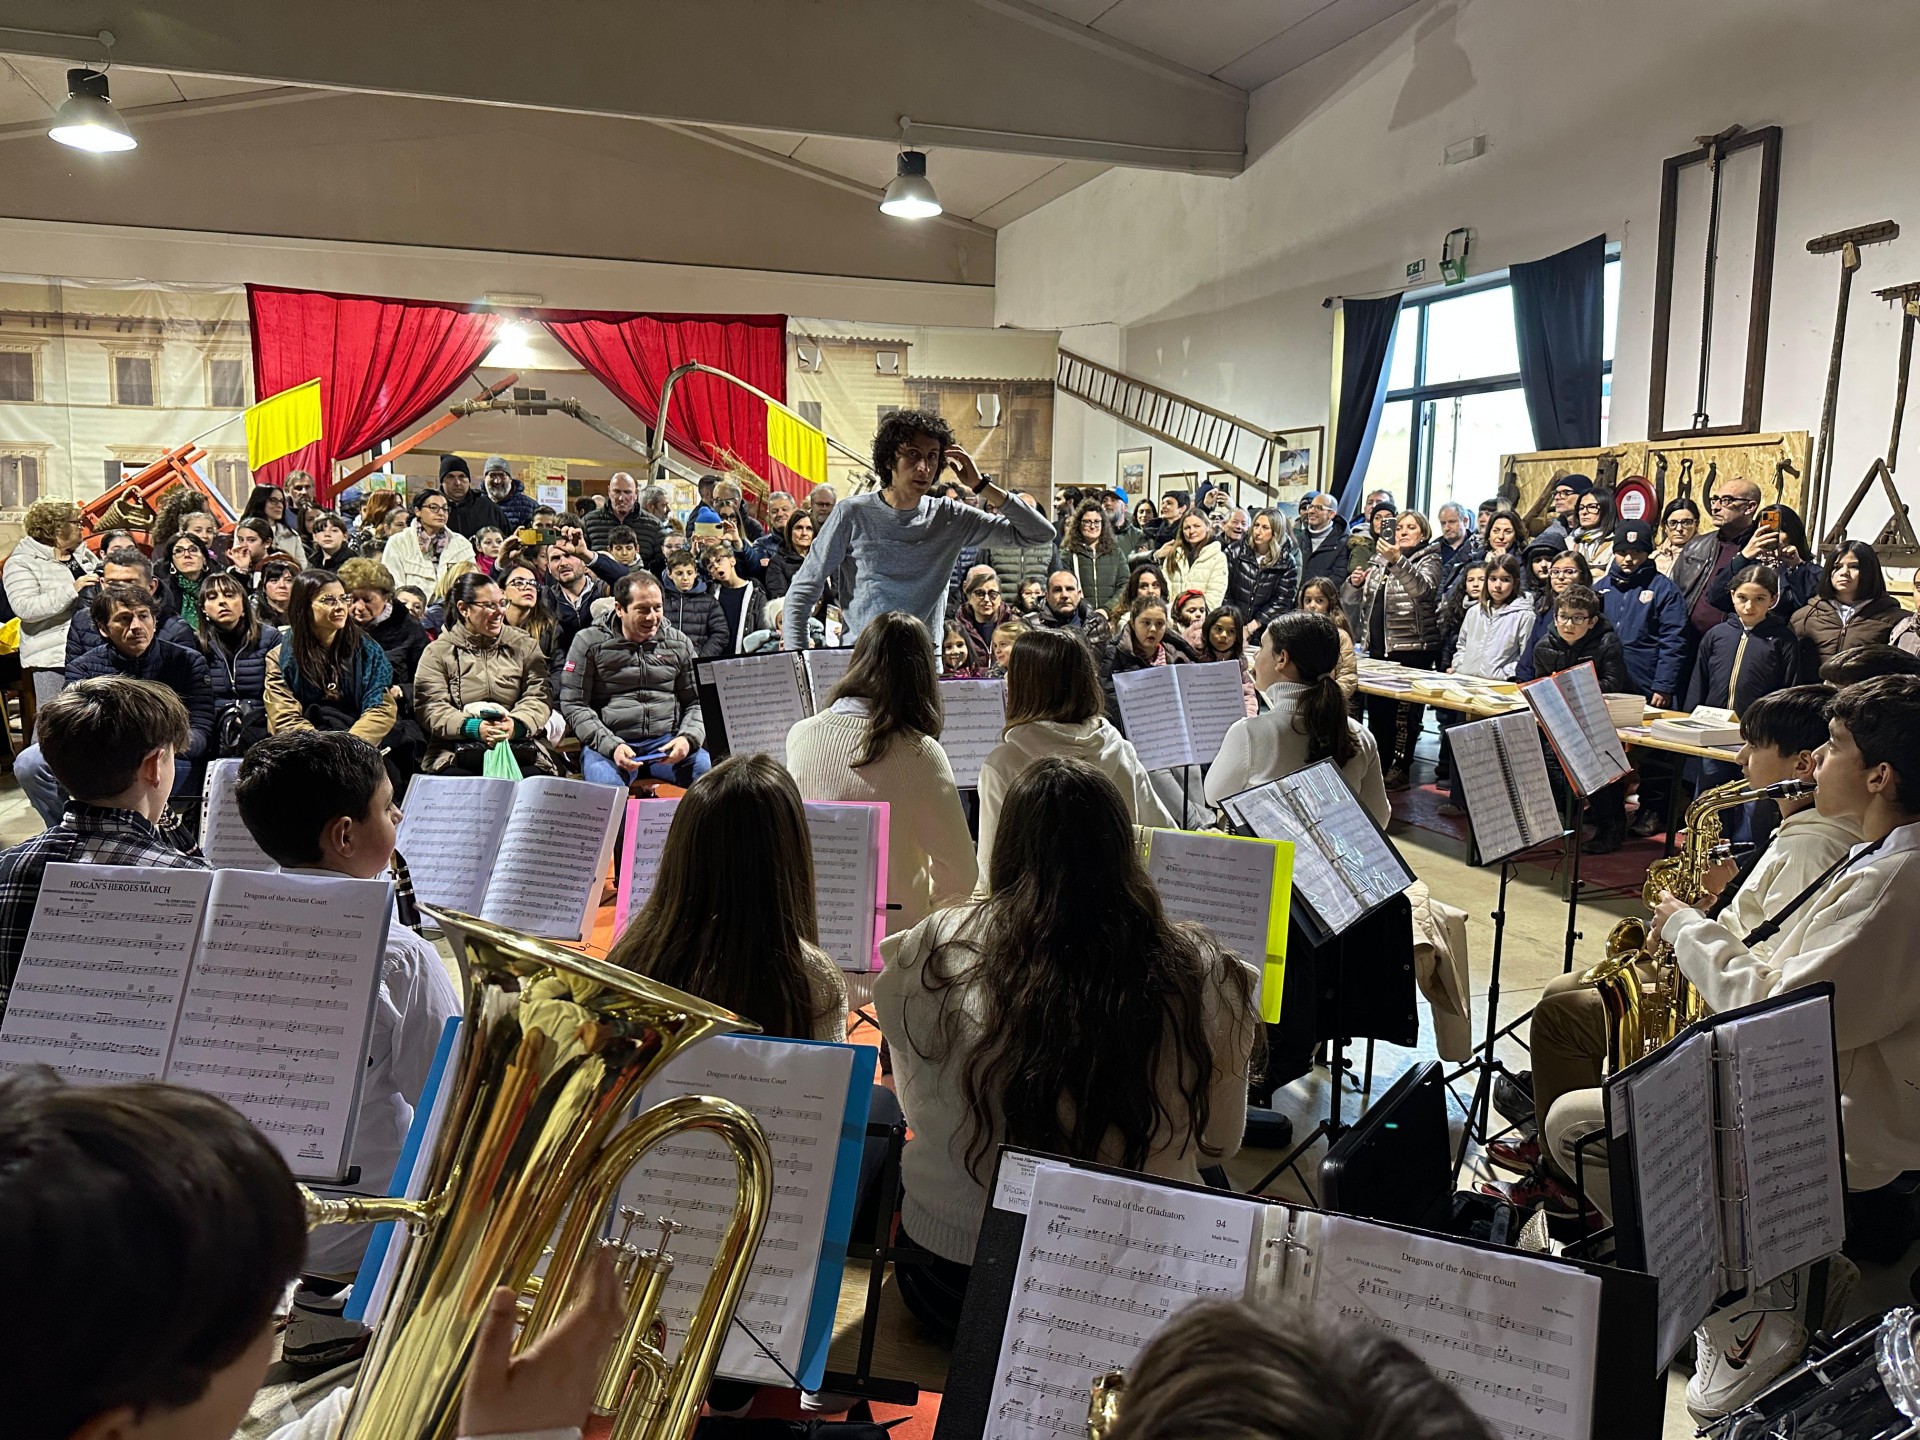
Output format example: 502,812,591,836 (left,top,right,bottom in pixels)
779,491,1057,649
